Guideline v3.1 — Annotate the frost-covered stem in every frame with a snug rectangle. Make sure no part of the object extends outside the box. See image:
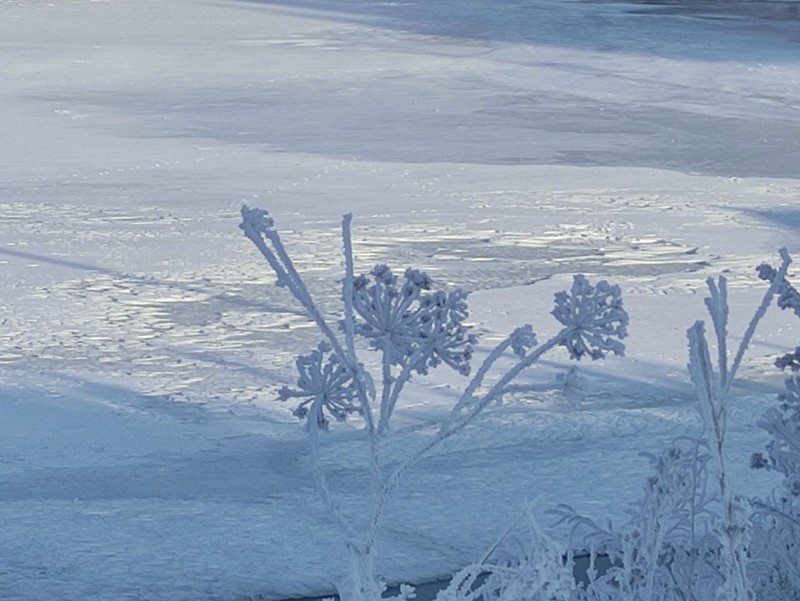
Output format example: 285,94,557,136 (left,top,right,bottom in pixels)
341,215,374,418
644,515,667,601
688,322,752,601
751,500,800,529
360,333,563,566
726,247,791,393
773,420,800,455
240,212,292,287
452,335,516,415
341,215,382,508
706,277,730,386
378,346,394,435
341,216,370,403
270,228,348,357
378,361,412,436
445,334,563,438
478,510,527,565
310,398,382,601
687,437,705,599
341,214,358,359
241,207,348,362
690,321,726,446
373,332,564,515
308,398,358,543
379,343,435,435
339,544,384,601
620,537,636,601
